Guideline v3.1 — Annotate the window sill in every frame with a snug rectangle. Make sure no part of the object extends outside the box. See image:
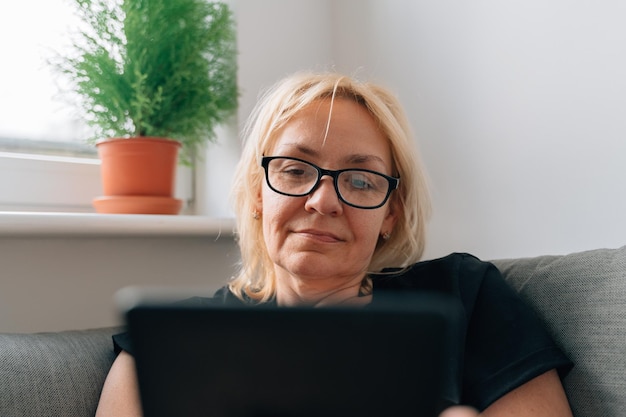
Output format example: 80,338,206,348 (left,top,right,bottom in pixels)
0,212,236,237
